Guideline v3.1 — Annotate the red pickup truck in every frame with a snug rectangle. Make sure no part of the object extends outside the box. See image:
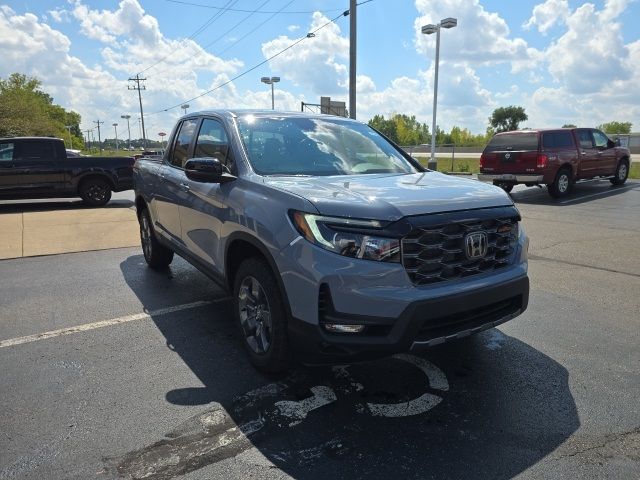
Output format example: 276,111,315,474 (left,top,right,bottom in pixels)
478,128,631,198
